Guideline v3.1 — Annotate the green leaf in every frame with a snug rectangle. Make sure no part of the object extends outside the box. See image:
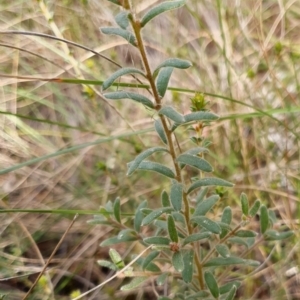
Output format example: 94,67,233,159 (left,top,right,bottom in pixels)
156,67,173,97
225,286,237,300
171,212,185,225
153,58,192,77
134,200,147,232
100,27,136,46
184,147,210,156
155,119,168,144
144,236,171,245
127,147,168,176
172,251,184,272
142,250,160,270
177,154,213,172
118,229,136,239
100,235,137,247
219,281,241,294
204,271,219,298
185,291,210,299
181,250,194,283
204,257,260,267
260,205,269,234
193,195,220,217
107,0,122,5
215,244,230,258
109,248,124,269
140,0,185,27
170,182,183,211
265,230,294,240
97,259,118,271
161,190,170,207
240,193,249,216
187,177,234,194
113,197,121,223
115,11,129,29
104,91,154,108
141,207,173,226
195,187,209,204
121,277,148,291
159,106,185,124
227,237,249,248
167,215,178,243
184,111,219,123
135,161,175,178
220,206,232,238
249,199,261,217
156,272,169,286
102,67,145,90
192,216,221,234
235,230,257,238
182,232,211,246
